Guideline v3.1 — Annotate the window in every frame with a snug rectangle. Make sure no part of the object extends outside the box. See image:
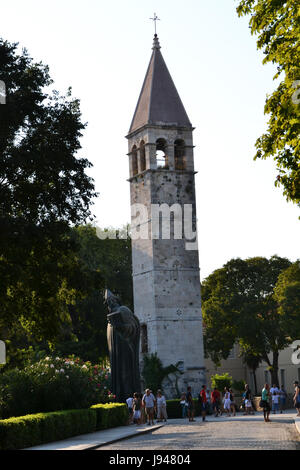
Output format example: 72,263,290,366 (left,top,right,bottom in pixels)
140,141,146,172
264,370,269,384
174,139,186,170
141,324,148,354
156,138,168,169
132,145,138,176
249,372,255,392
